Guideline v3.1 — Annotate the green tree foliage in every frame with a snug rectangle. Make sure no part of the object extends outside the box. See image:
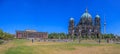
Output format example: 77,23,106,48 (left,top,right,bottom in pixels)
48,33,67,39
103,34,114,39
0,29,14,40
3,32,14,40
48,32,115,39
0,29,4,39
